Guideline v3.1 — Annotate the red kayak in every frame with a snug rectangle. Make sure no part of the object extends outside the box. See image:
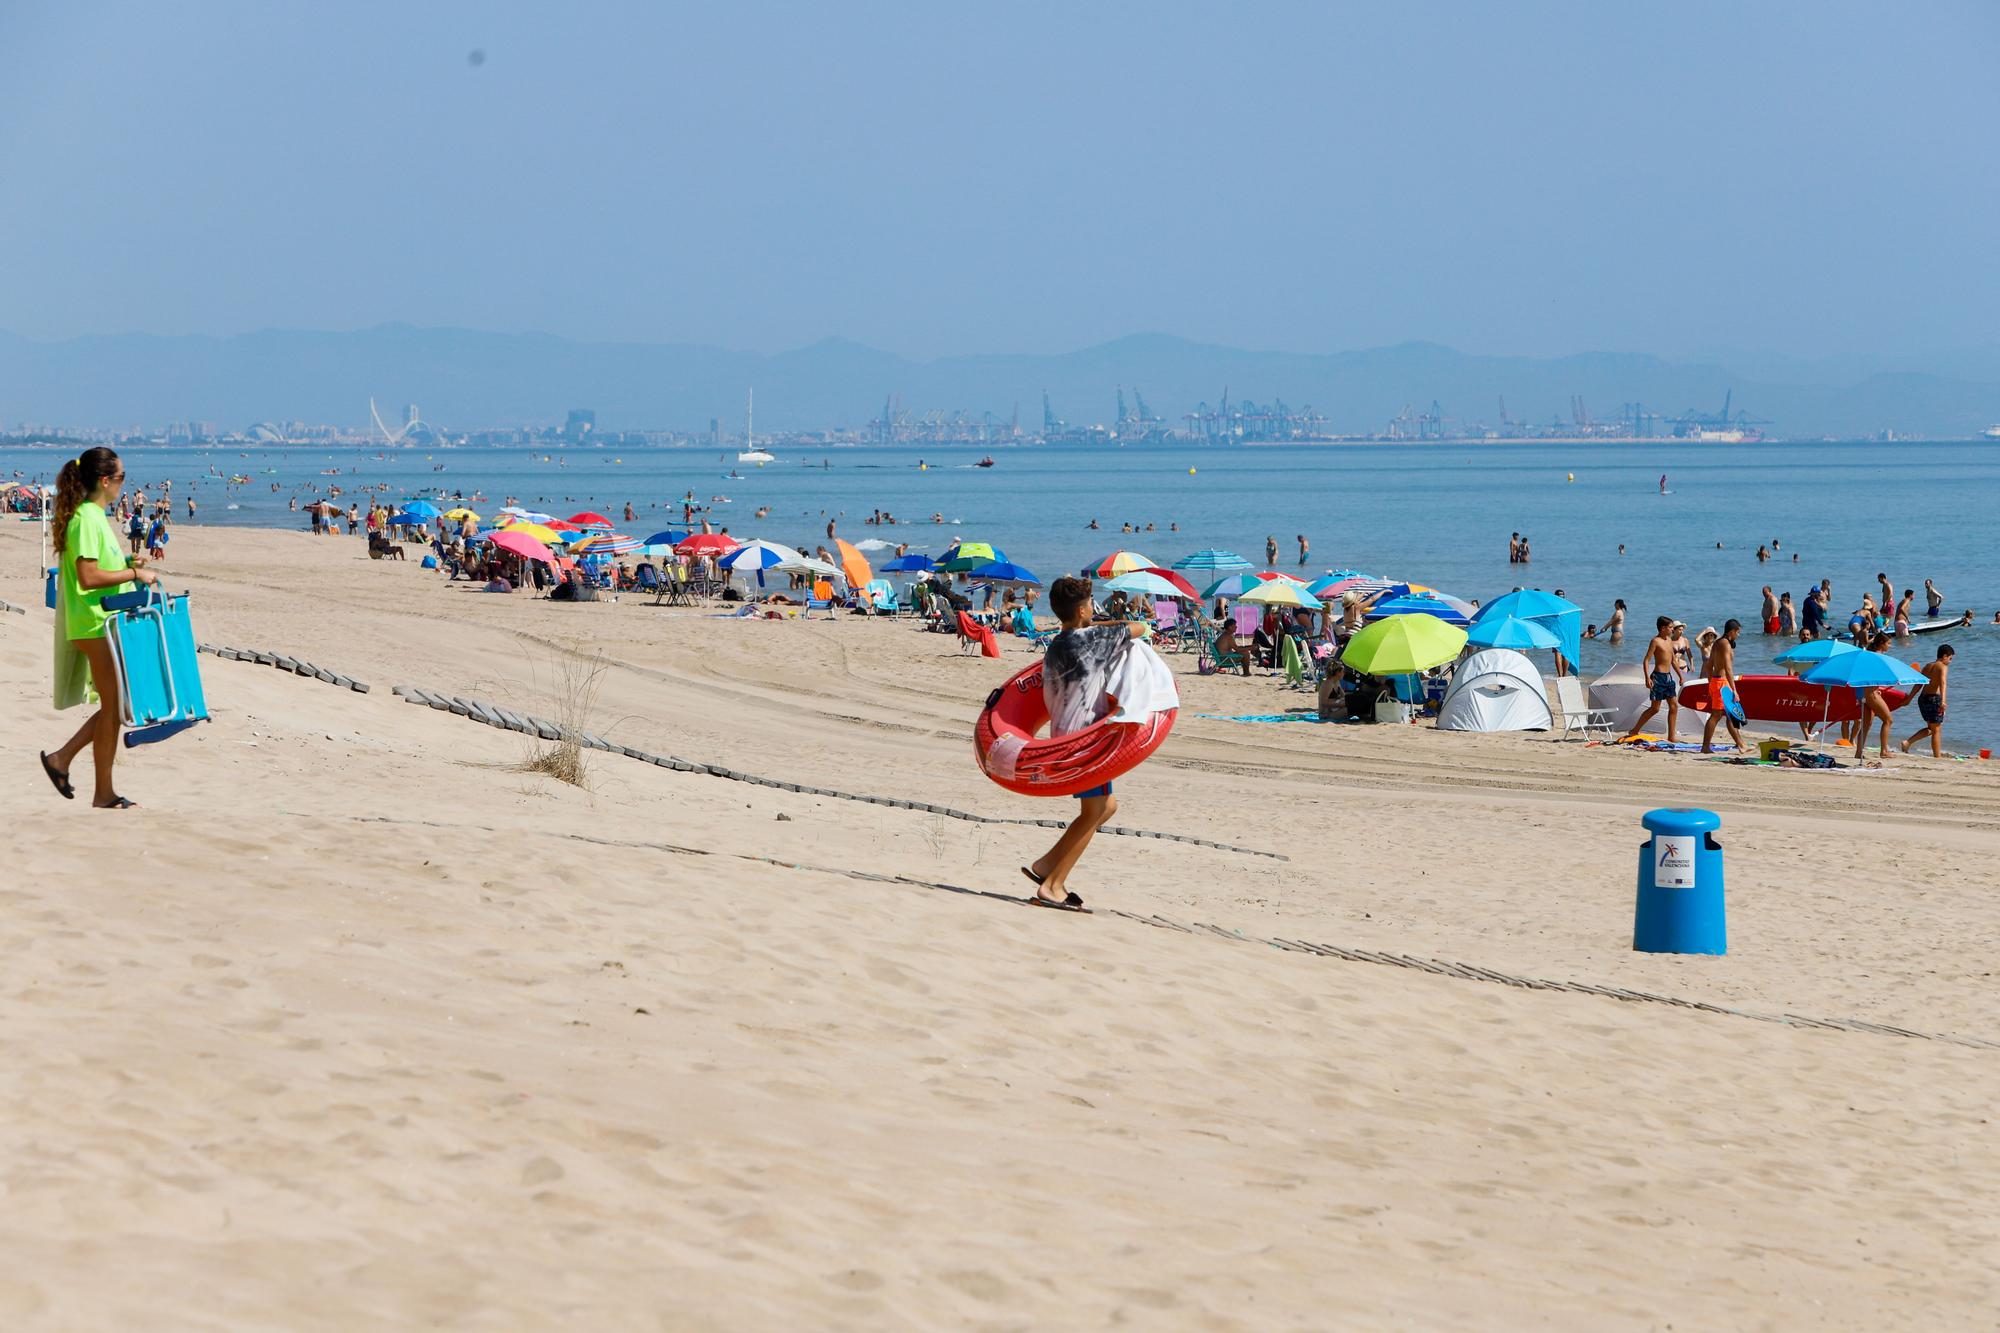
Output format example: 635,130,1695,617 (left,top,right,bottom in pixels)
1679,674,1908,724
